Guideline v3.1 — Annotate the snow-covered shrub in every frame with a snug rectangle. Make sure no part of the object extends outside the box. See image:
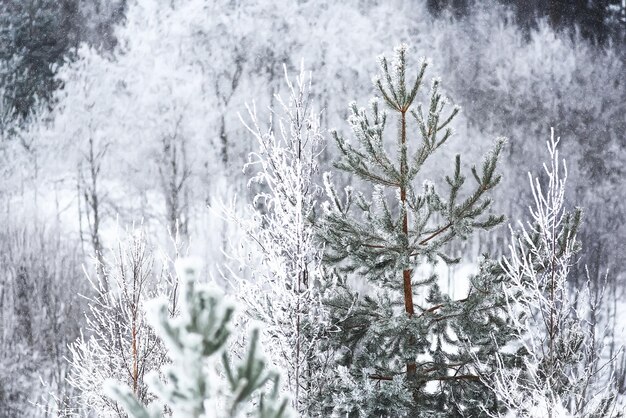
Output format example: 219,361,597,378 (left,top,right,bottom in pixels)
479,130,620,417
225,65,329,415
0,220,87,417
67,228,178,416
